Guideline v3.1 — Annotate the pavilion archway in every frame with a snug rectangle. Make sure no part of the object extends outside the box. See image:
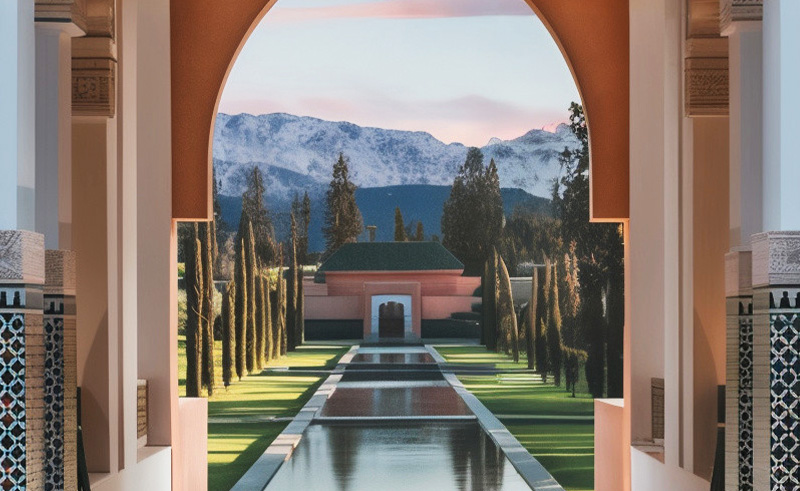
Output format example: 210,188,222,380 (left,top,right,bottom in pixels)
169,0,630,223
